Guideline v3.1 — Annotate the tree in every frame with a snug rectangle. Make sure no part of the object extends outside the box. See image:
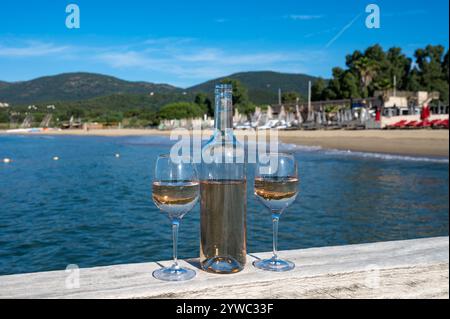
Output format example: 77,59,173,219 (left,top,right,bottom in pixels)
101,112,123,124
414,45,449,104
0,110,9,123
345,50,364,70
220,78,255,119
406,69,421,92
311,78,326,101
322,87,337,100
69,107,85,119
443,50,449,83
281,91,301,104
220,78,248,106
340,72,360,99
364,44,386,63
385,47,412,91
326,67,345,99
353,56,379,97
194,93,213,117
159,102,204,120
